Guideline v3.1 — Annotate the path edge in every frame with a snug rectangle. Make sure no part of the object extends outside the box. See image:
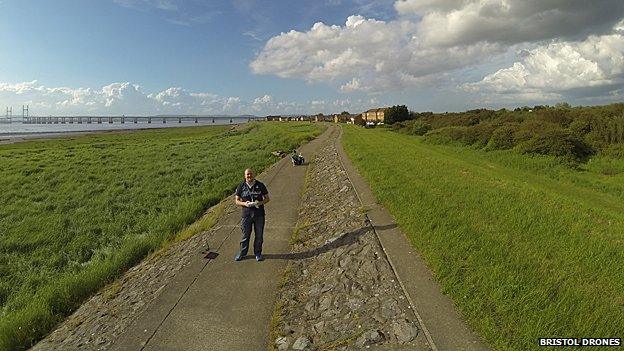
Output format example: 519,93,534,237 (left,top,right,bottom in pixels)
335,125,491,351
